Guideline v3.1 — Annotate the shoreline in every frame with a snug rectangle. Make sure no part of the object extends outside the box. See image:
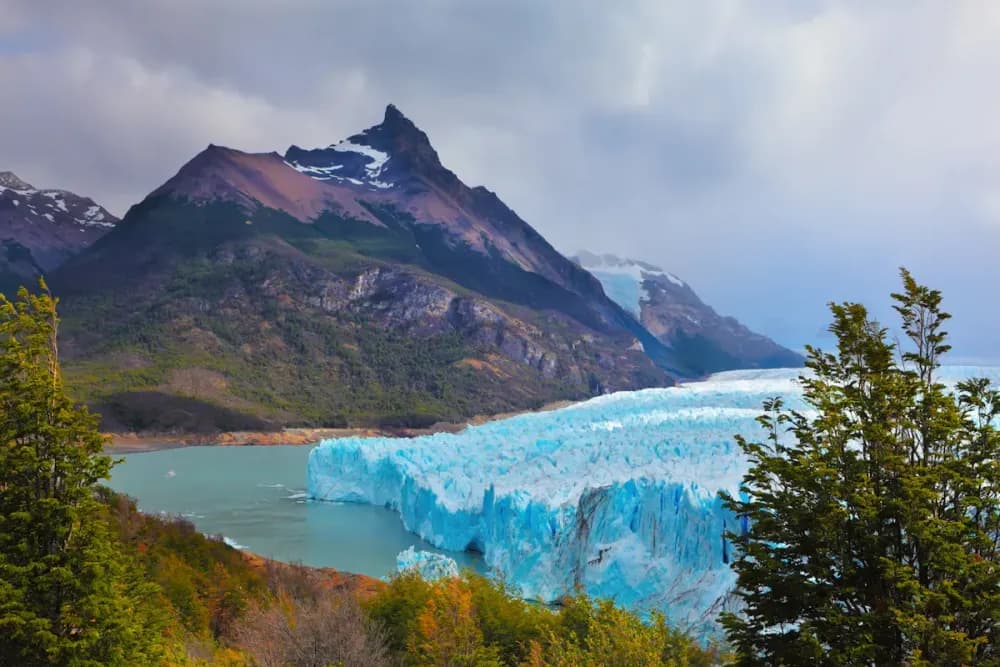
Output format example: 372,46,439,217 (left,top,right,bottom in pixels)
104,400,574,454
236,547,385,599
